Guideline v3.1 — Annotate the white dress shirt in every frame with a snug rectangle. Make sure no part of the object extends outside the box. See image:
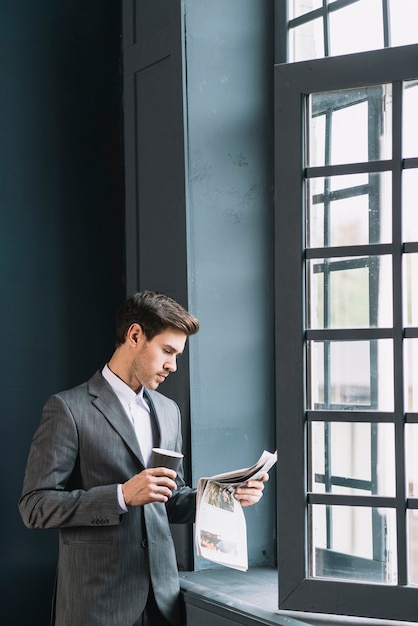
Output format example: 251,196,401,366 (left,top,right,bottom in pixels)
102,364,158,511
